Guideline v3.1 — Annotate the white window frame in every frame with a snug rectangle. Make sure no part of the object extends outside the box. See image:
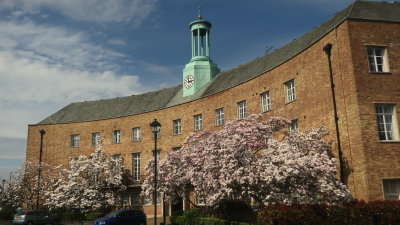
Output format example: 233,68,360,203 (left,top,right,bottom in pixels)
173,119,182,135
71,134,80,148
382,178,400,200
194,114,203,131
153,150,161,162
132,152,141,181
132,193,141,206
196,194,205,205
112,130,121,144
367,46,389,73
375,104,399,141
111,154,121,169
289,119,298,131
92,132,100,146
237,100,247,119
120,193,131,206
132,127,140,142
215,108,224,126
143,196,151,205
261,91,271,112
285,79,296,103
